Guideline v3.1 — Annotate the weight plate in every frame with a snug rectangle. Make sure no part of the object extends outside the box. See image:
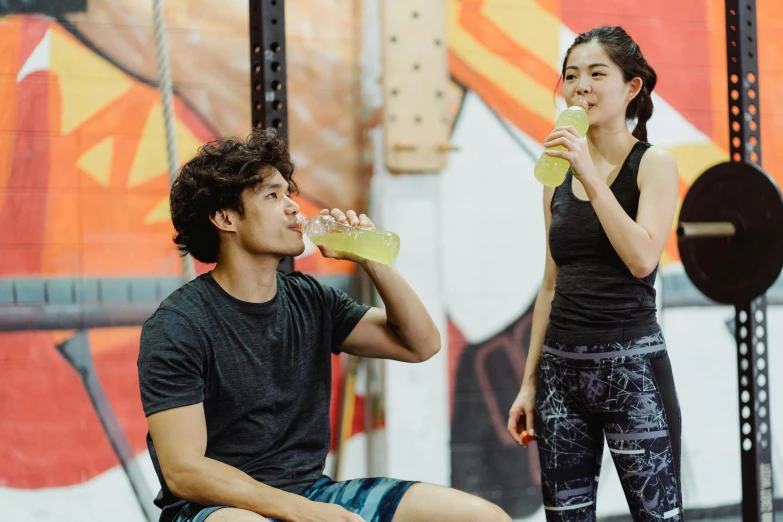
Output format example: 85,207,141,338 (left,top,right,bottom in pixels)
678,161,783,304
